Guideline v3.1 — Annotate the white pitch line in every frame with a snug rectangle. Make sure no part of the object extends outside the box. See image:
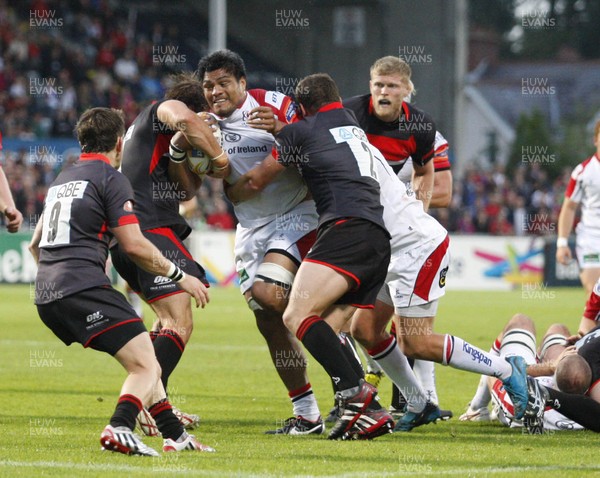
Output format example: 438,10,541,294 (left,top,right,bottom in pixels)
2,461,600,477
